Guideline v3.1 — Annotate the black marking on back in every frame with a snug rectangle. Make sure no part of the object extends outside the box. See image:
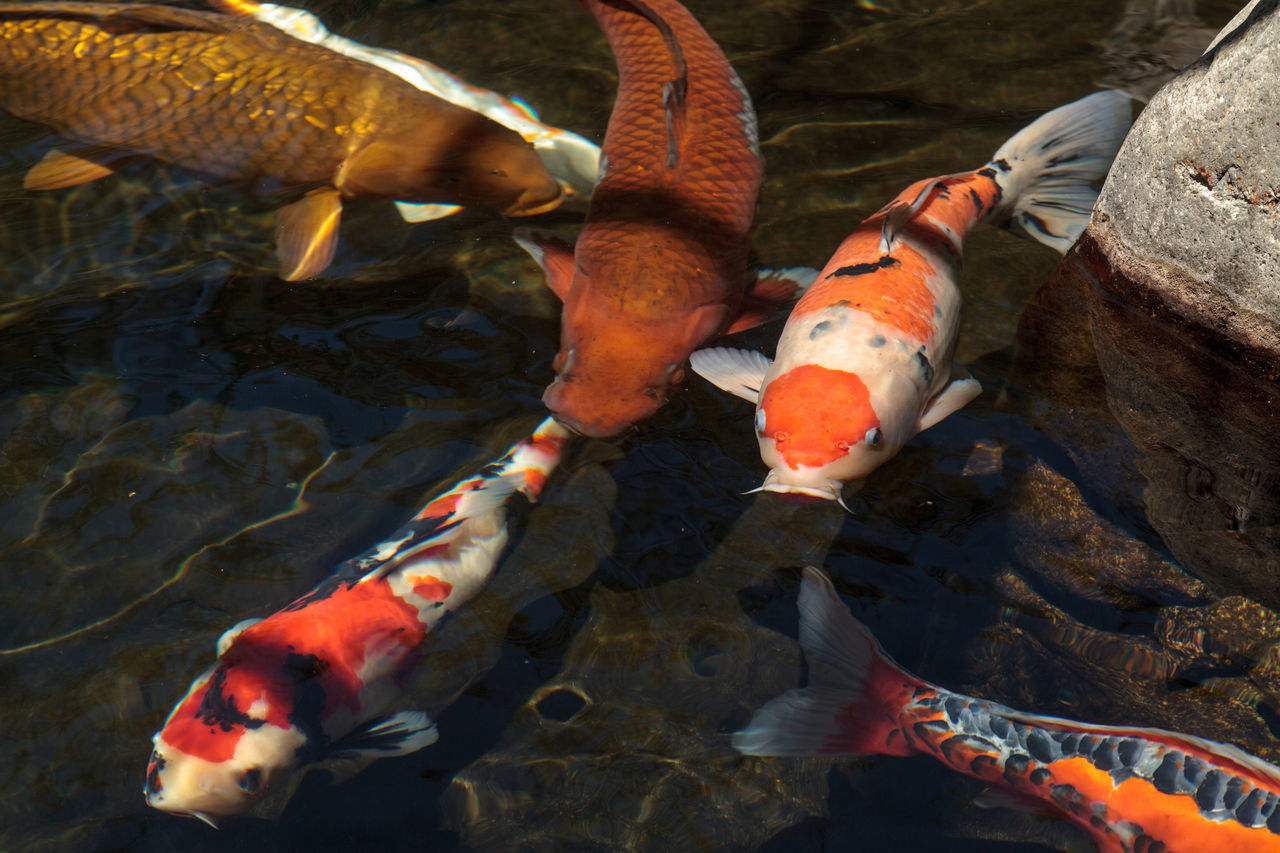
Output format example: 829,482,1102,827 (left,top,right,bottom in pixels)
1025,729,1054,764
1004,753,1030,782
1237,787,1268,826
809,320,833,340
912,348,934,386
1223,775,1247,811
198,667,265,732
993,157,1012,172
1195,769,1225,811
1116,738,1141,768
976,166,998,179
988,716,1011,740
943,696,966,724
826,256,900,279
868,334,886,348
285,652,332,752
967,187,984,214
1150,752,1181,795
971,754,998,775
